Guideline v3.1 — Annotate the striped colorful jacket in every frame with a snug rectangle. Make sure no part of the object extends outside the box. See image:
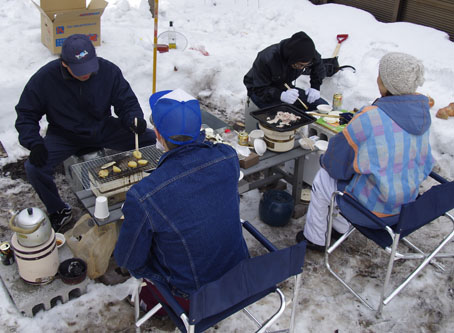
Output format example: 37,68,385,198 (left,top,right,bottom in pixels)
321,94,434,217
